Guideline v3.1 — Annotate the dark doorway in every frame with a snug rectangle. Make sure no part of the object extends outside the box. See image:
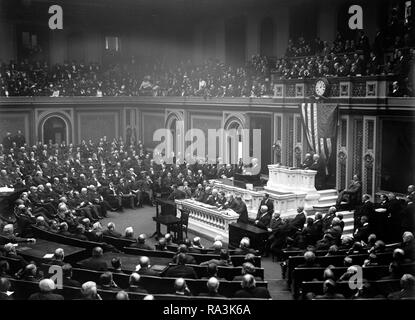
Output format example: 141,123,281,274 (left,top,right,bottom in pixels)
43,116,67,144
225,16,246,66
260,17,275,56
381,119,415,193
